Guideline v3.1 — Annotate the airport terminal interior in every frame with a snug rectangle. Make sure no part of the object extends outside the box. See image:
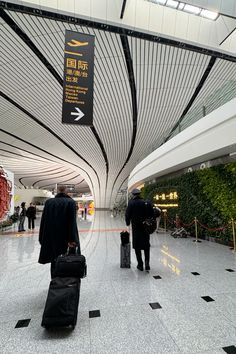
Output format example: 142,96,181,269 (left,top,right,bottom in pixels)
0,0,236,353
